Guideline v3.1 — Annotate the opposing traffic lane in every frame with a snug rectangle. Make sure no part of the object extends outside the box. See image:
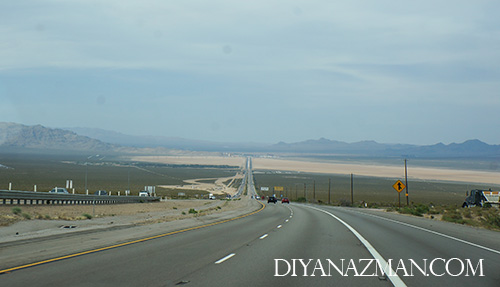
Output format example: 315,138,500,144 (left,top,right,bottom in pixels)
0,200,288,286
